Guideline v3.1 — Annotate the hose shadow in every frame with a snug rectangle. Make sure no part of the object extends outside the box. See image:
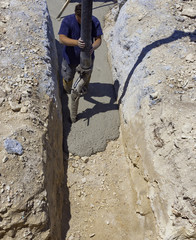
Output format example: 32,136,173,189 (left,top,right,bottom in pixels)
118,30,196,105
77,82,119,123
55,39,72,239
